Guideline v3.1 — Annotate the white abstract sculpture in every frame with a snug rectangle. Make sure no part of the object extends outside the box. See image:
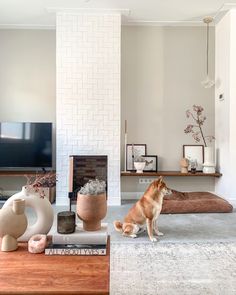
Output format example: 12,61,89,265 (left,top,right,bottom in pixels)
0,199,27,251
3,186,54,241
